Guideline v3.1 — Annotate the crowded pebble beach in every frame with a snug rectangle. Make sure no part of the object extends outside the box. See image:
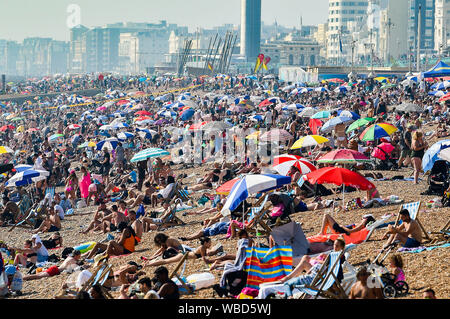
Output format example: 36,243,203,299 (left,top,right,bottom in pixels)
0,73,449,300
